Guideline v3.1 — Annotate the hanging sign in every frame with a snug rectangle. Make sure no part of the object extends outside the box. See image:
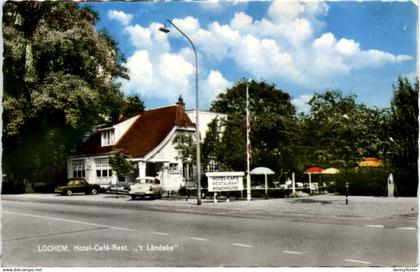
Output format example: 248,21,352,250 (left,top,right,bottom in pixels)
206,172,245,192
